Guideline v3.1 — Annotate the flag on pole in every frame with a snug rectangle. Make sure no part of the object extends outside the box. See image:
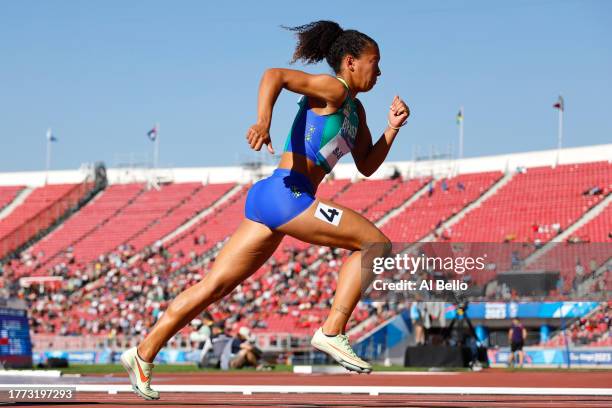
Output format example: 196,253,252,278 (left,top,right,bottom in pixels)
553,95,564,111
147,125,158,141
456,108,464,125
46,128,57,142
